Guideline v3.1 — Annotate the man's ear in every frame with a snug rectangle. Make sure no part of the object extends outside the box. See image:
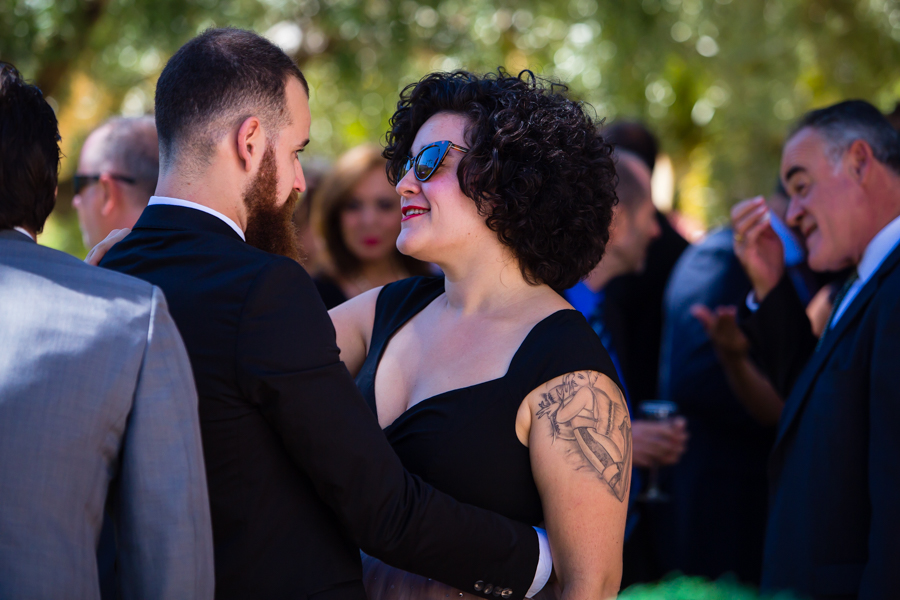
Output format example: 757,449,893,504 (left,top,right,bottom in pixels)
236,116,263,173
846,139,874,184
98,174,121,217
